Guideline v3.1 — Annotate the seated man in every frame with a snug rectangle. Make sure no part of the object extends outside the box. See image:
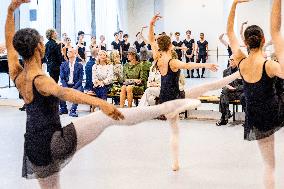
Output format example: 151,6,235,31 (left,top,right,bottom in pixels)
59,48,83,117
216,55,244,126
